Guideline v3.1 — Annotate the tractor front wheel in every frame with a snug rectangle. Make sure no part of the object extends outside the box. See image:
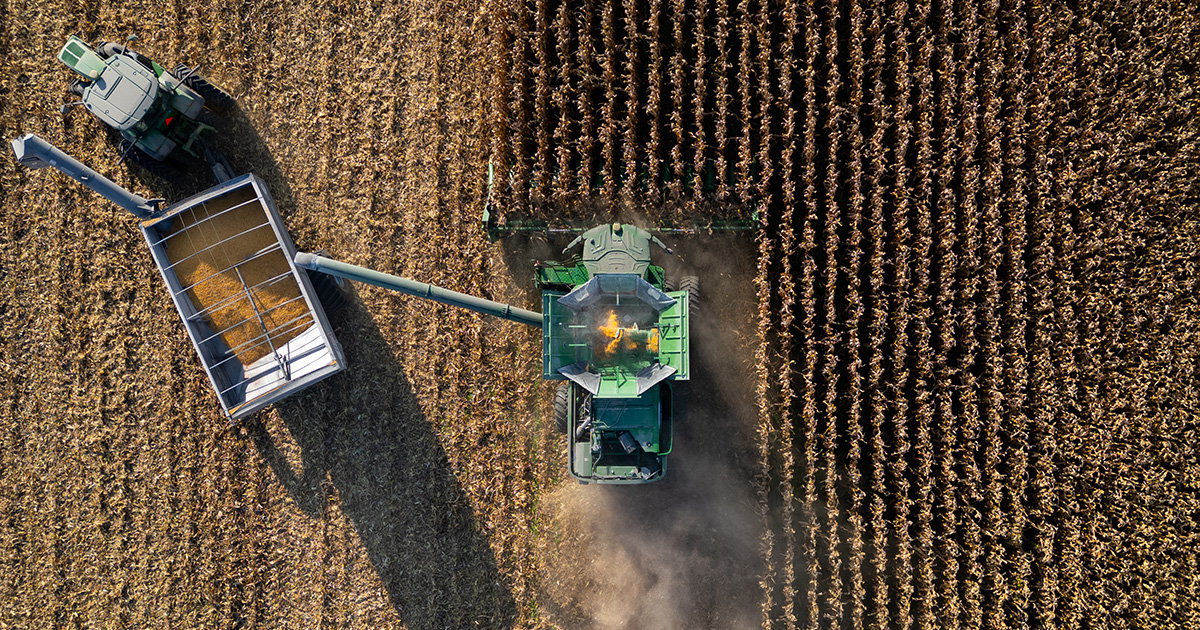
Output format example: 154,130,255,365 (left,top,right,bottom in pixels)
183,74,235,113
554,382,570,434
